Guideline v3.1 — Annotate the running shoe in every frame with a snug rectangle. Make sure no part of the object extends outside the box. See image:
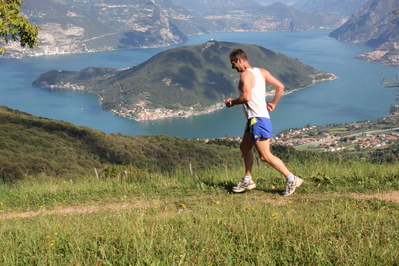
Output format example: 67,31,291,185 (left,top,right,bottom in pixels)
232,178,256,193
282,176,303,196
